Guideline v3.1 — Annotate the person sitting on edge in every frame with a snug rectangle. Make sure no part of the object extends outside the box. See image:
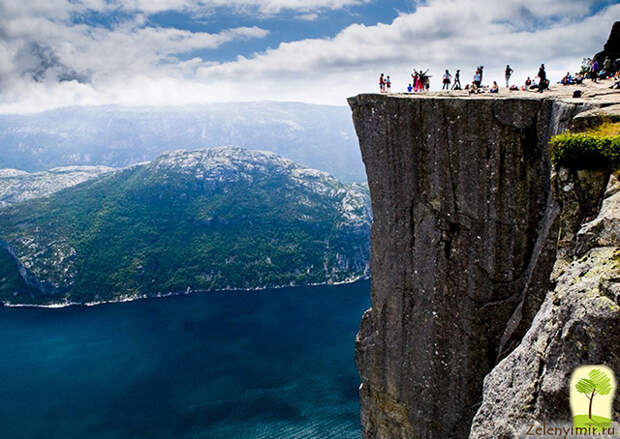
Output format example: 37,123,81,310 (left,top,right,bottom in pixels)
575,73,584,84
407,83,413,93
468,81,482,94
490,81,499,93
561,72,573,85
525,77,532,87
